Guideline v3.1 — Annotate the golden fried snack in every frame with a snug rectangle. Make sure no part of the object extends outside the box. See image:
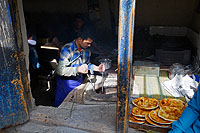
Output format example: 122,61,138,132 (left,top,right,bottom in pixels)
158,106,184,121
160,98,187,110
145,113,171,127
149,108,173,124
131,106,151,117
132,115,145,121
129,115,145,124
132,97,159,110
